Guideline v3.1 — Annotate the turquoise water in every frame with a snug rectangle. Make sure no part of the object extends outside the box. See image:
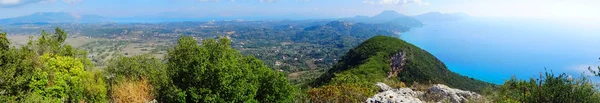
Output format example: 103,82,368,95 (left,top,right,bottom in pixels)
401,18,600,84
